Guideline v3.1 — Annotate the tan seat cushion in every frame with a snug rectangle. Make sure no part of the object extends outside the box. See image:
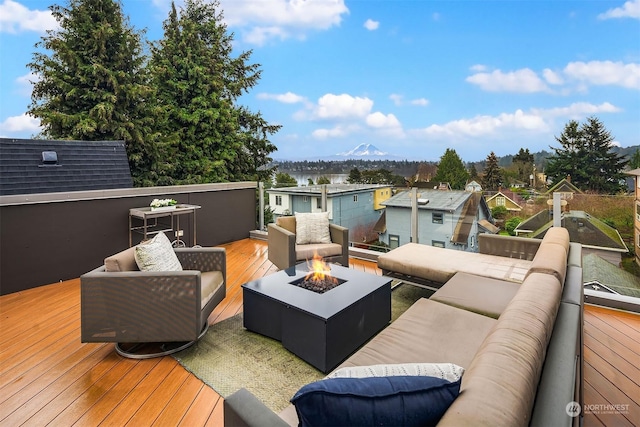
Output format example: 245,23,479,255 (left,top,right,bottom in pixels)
525,242,568,284
295,243,343,261
431,272,520,319
104,246,138,272
200,271,224,309
335,297,497,371
377,243,531,284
